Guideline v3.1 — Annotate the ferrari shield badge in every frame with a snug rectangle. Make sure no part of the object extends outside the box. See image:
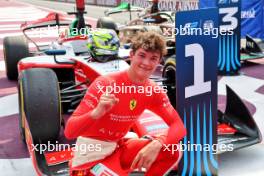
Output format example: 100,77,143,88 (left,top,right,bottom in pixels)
129,99,137,111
